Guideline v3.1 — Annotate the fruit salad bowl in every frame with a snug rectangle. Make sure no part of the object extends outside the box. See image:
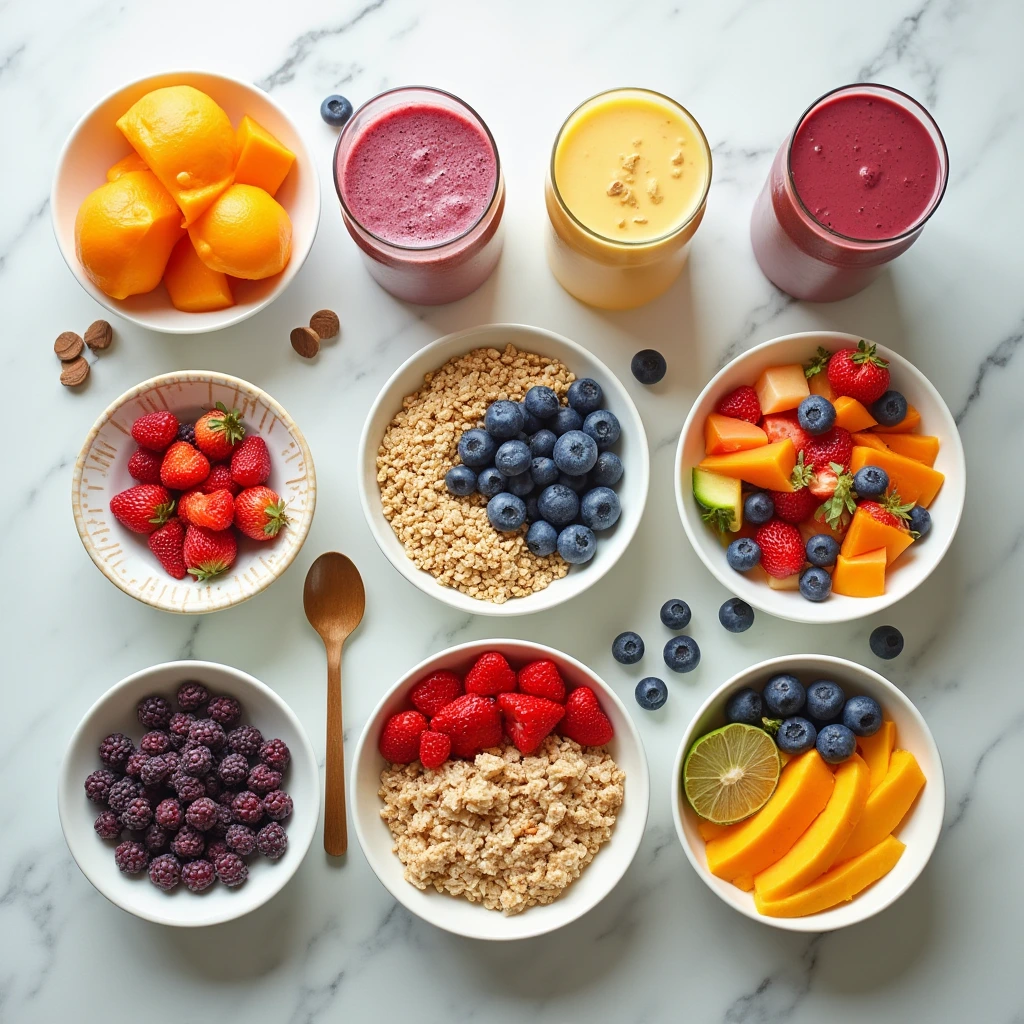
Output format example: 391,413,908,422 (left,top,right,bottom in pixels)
72,371,316,613
672,655,944,932
51,69,320,334
352,639,650,940
675,332,966,623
